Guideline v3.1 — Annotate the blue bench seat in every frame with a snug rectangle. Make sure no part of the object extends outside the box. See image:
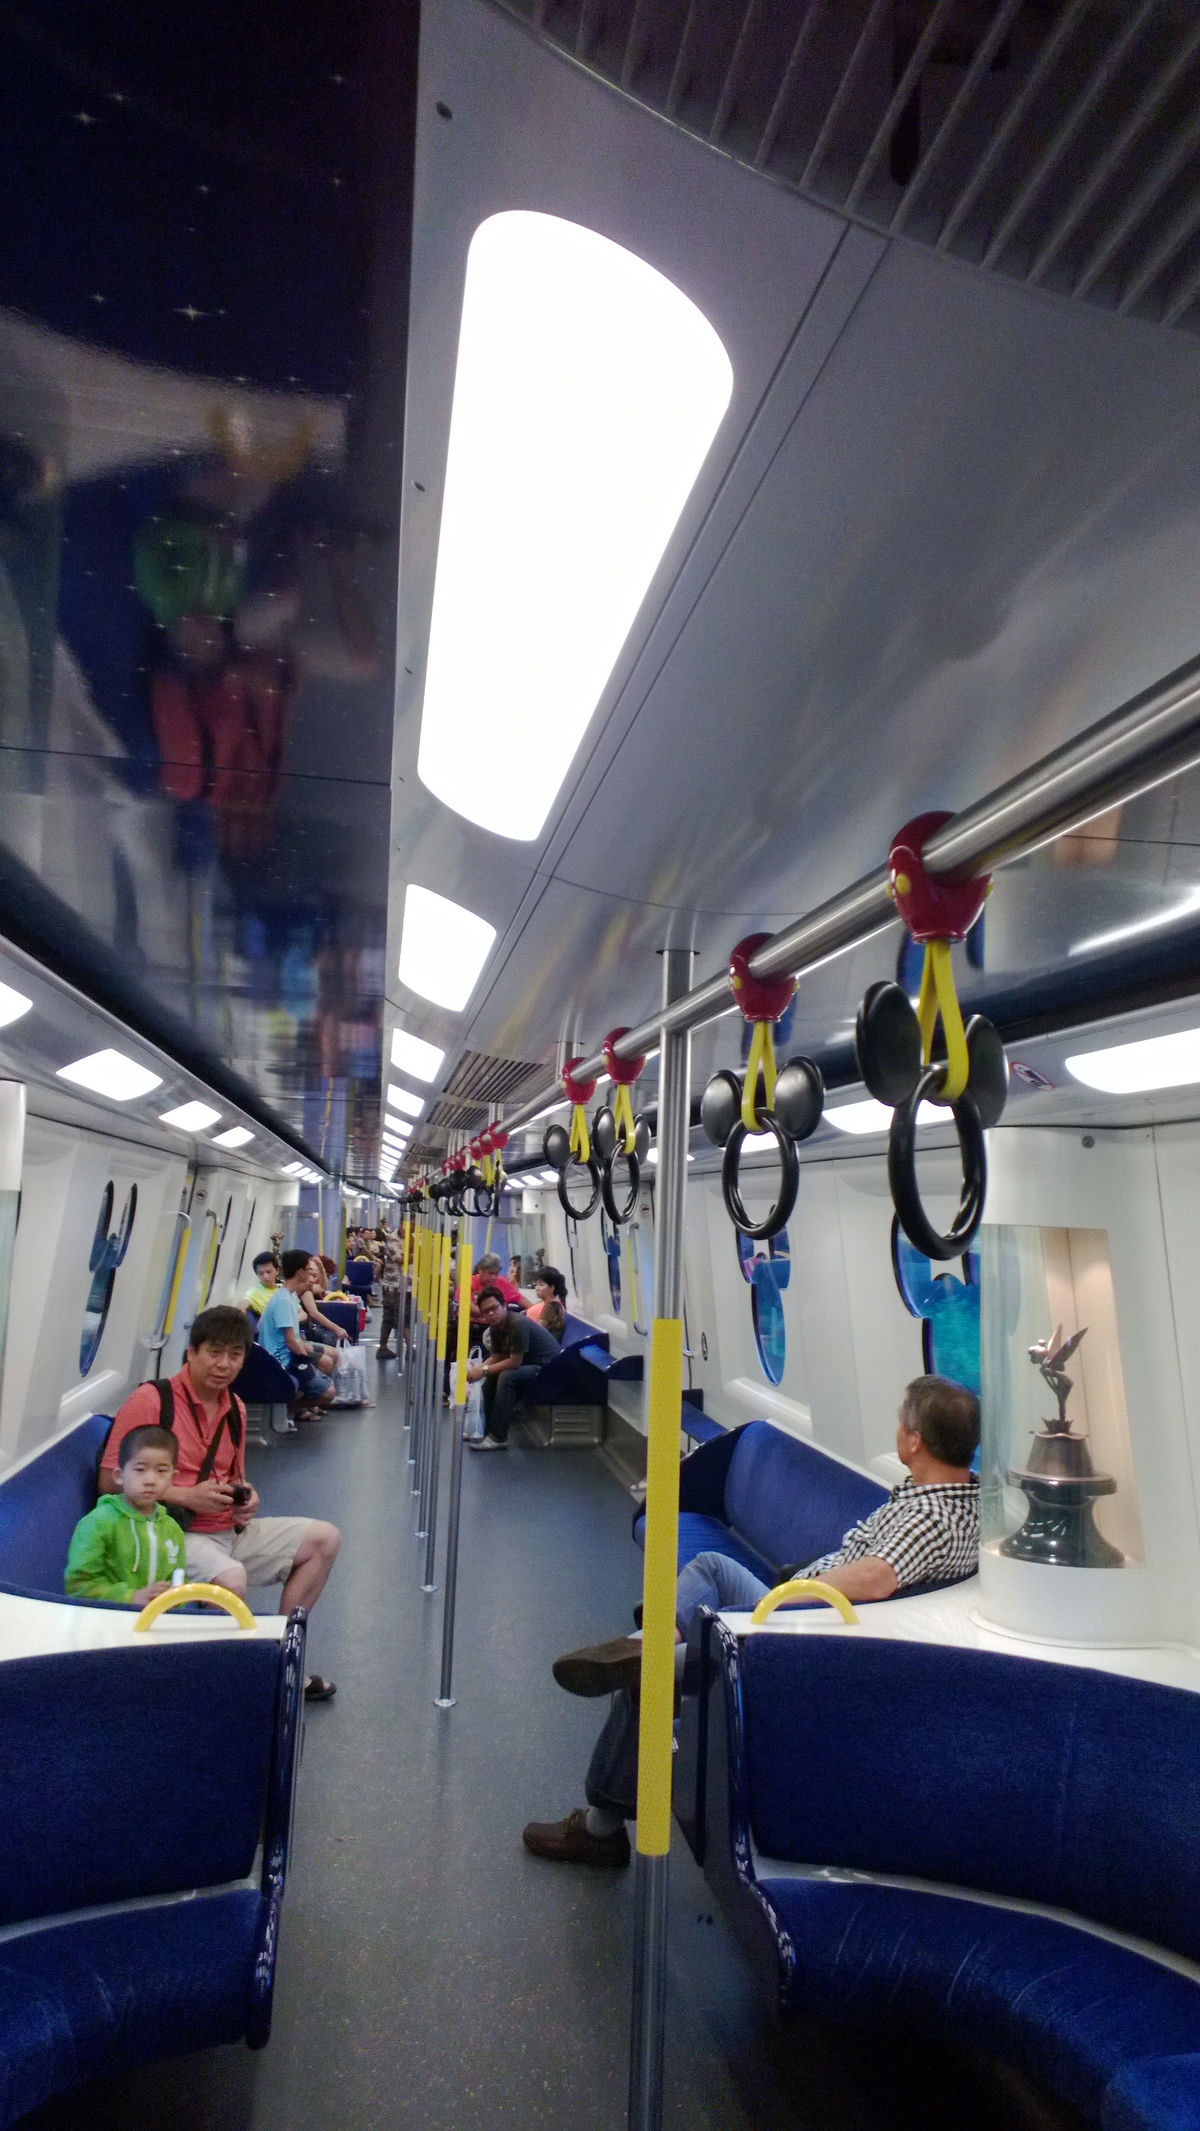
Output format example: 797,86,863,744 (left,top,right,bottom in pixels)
0,1415,112,1603
0,1624,305,2126
635,1419,888,1578
681,1619,1200,2130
